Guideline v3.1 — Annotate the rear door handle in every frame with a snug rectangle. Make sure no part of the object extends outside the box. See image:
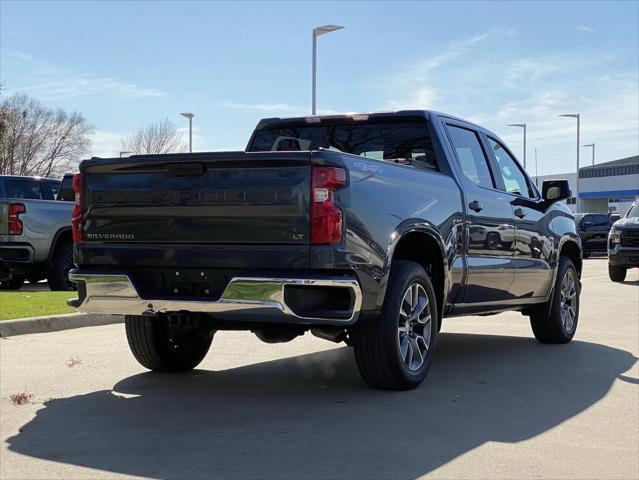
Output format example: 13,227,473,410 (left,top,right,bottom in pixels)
514,207,527,218
468,200,484,212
